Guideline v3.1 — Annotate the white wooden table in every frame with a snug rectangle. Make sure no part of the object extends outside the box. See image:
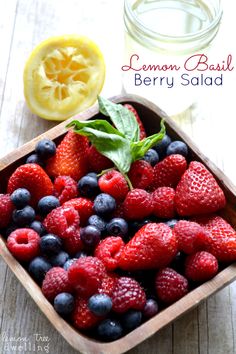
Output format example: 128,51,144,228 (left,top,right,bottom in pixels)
0,1,235,353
